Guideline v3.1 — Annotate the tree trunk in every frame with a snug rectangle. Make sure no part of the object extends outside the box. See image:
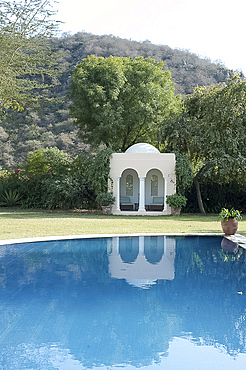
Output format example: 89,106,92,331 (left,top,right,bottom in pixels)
194,176,206,214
